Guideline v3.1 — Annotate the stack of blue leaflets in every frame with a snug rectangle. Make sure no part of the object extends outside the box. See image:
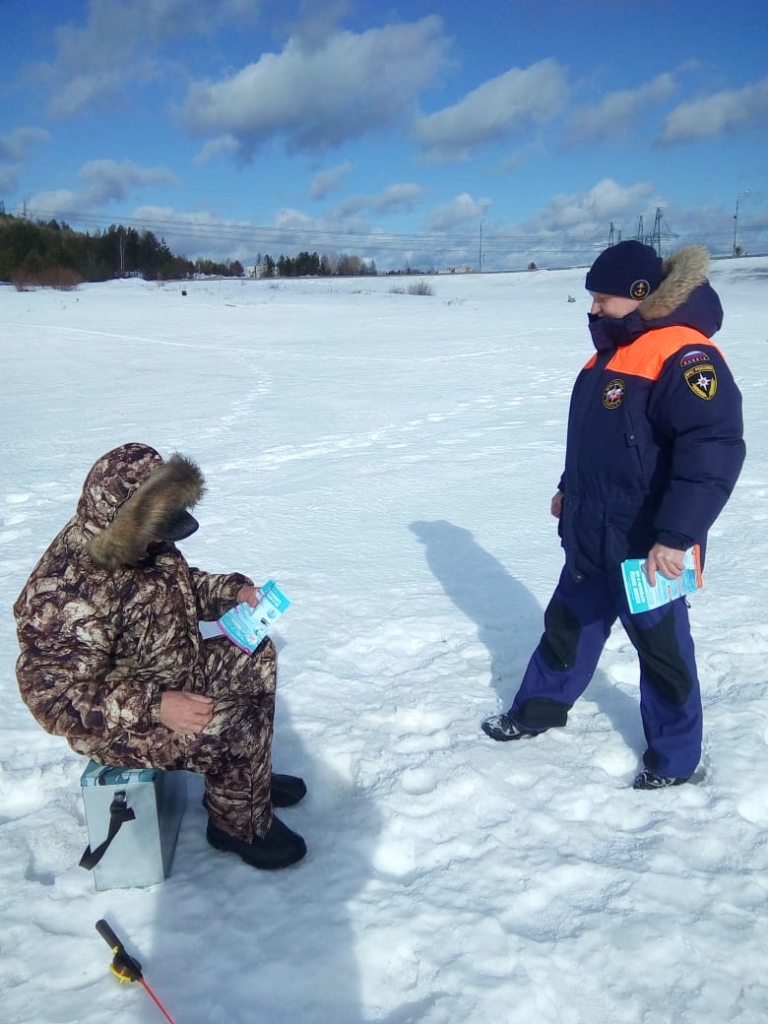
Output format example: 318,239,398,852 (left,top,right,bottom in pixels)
217,579,291,654
620,545,702,614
